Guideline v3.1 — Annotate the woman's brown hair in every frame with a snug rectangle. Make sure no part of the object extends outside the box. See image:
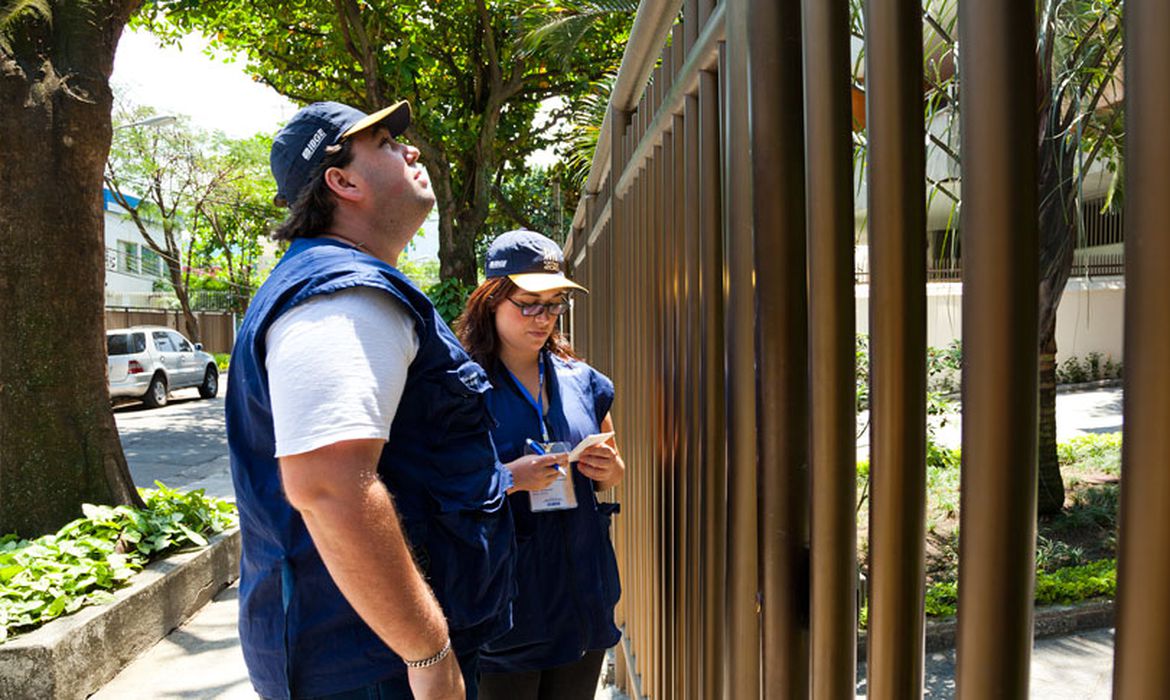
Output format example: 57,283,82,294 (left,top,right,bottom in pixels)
455,276,580,369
